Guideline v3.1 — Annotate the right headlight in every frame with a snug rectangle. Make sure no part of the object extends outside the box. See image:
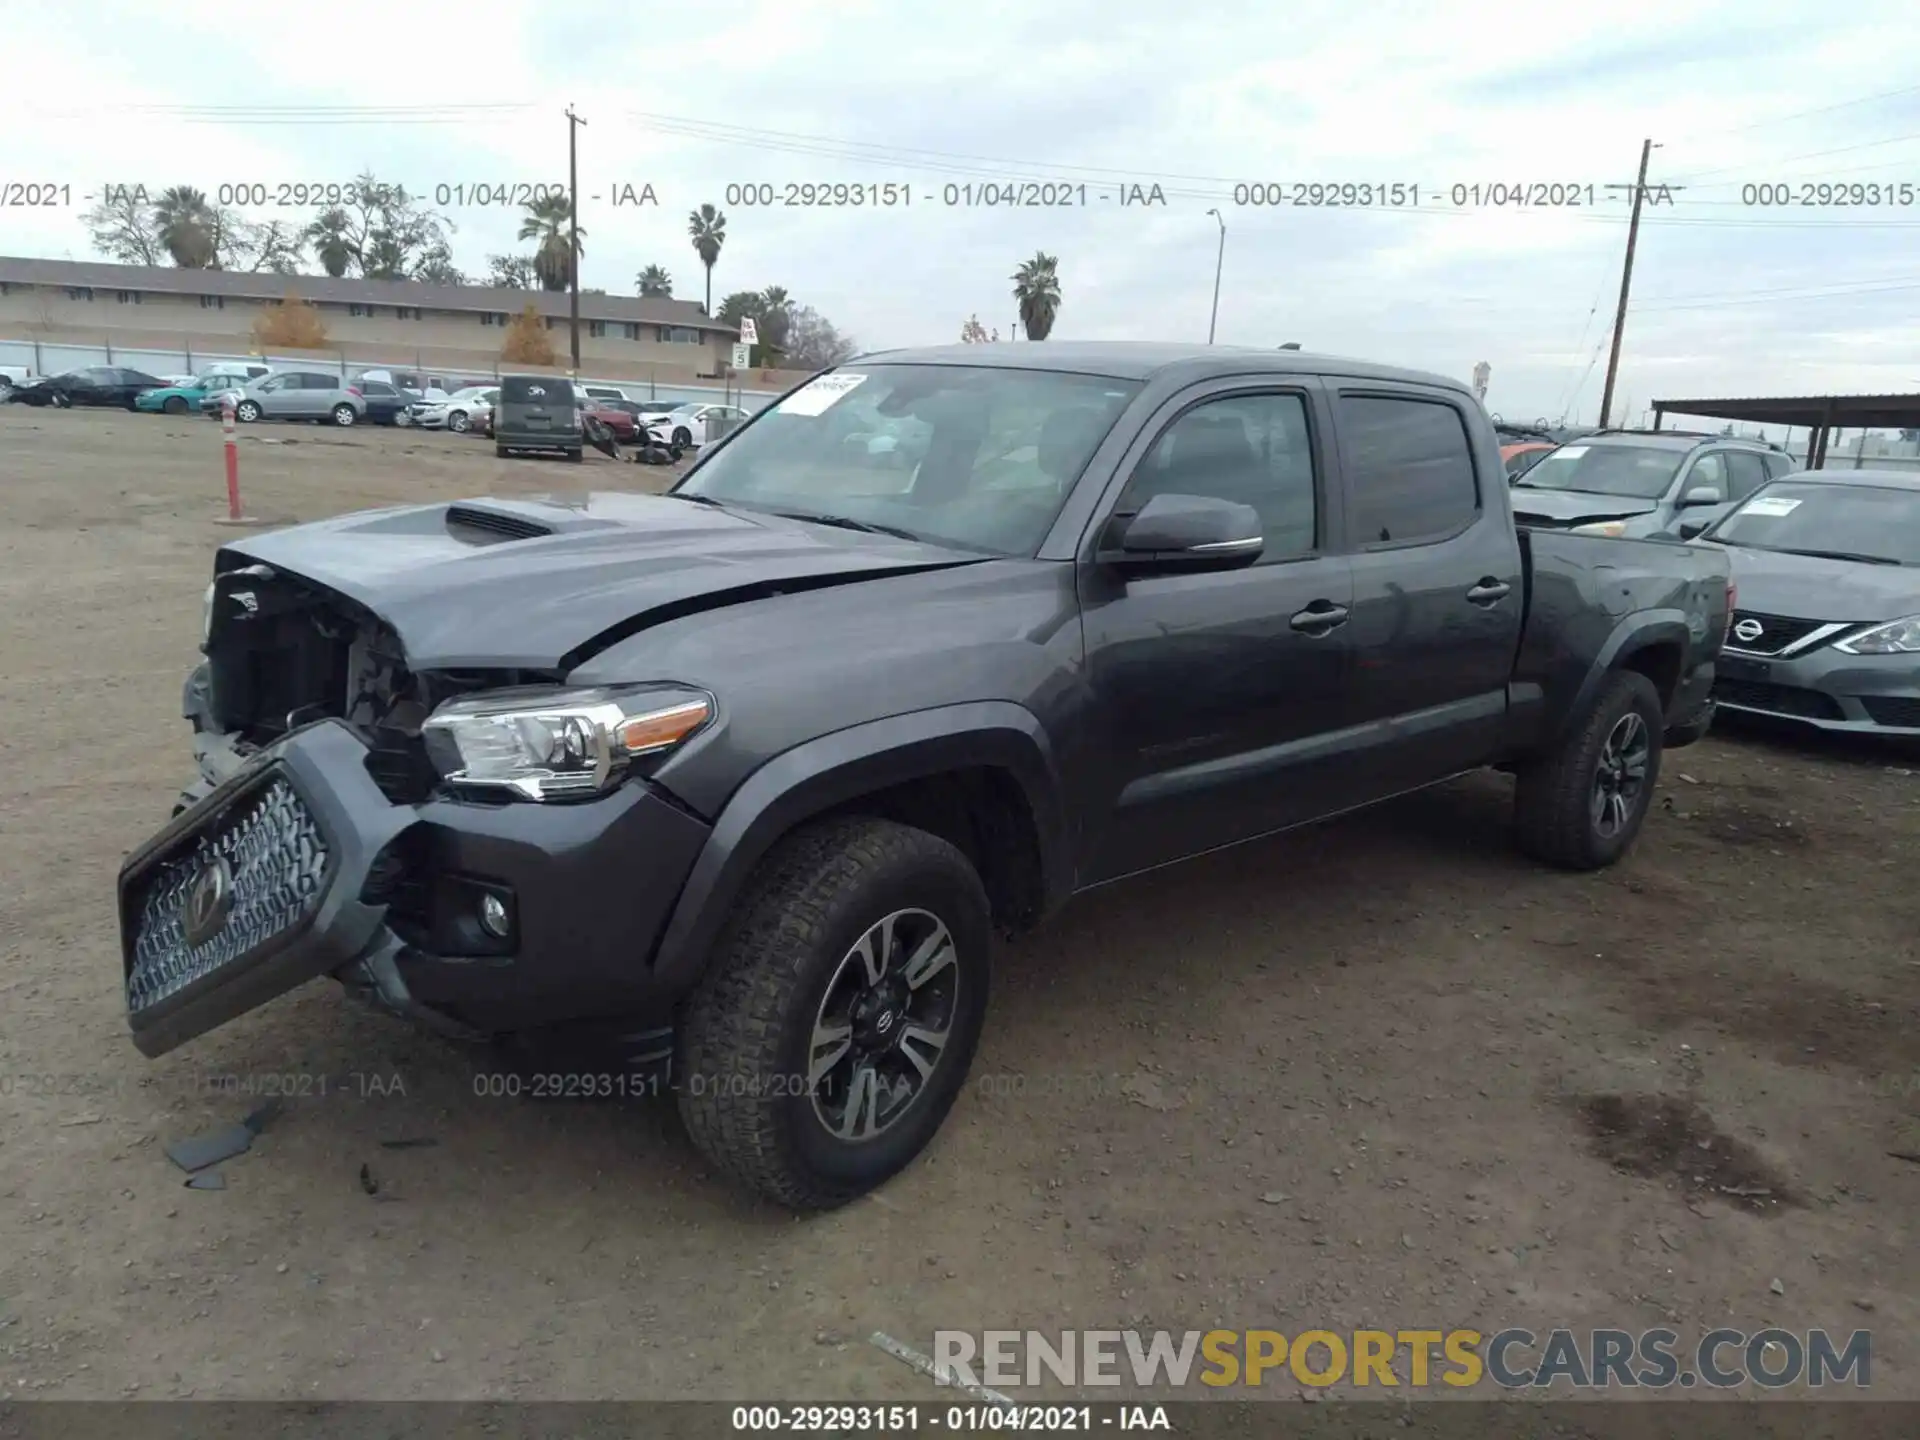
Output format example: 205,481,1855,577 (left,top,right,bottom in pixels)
1833,615,1920,655
421,685,713,800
